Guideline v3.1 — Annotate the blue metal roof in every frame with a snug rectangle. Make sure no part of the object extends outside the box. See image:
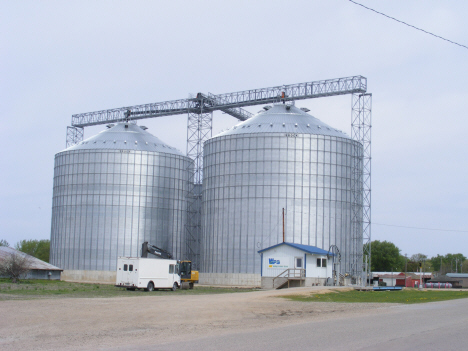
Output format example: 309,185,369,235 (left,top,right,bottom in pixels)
258,242,333,255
